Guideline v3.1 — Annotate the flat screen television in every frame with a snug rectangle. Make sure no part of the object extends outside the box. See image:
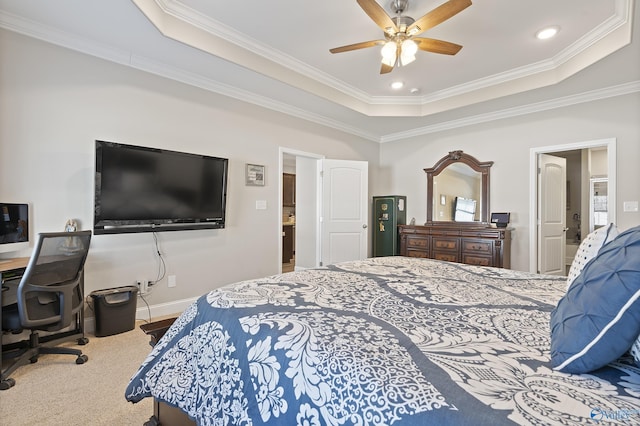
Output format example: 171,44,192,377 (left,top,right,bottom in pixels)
0,203,30,254
94,141,228,235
